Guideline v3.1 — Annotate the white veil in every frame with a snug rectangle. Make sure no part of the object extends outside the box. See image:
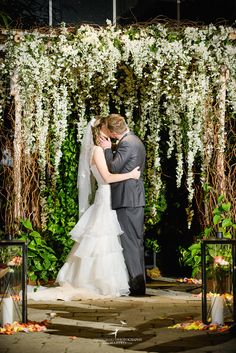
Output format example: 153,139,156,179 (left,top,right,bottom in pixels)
77,117,96,218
